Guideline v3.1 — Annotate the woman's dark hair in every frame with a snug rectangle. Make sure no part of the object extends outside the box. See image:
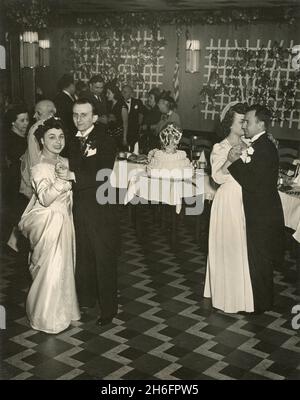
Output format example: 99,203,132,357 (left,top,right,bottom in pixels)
221,103,248,137
34,117,64,148
106,83,122,102
5,104,28,126
158,91,177,110
148,87,161,104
